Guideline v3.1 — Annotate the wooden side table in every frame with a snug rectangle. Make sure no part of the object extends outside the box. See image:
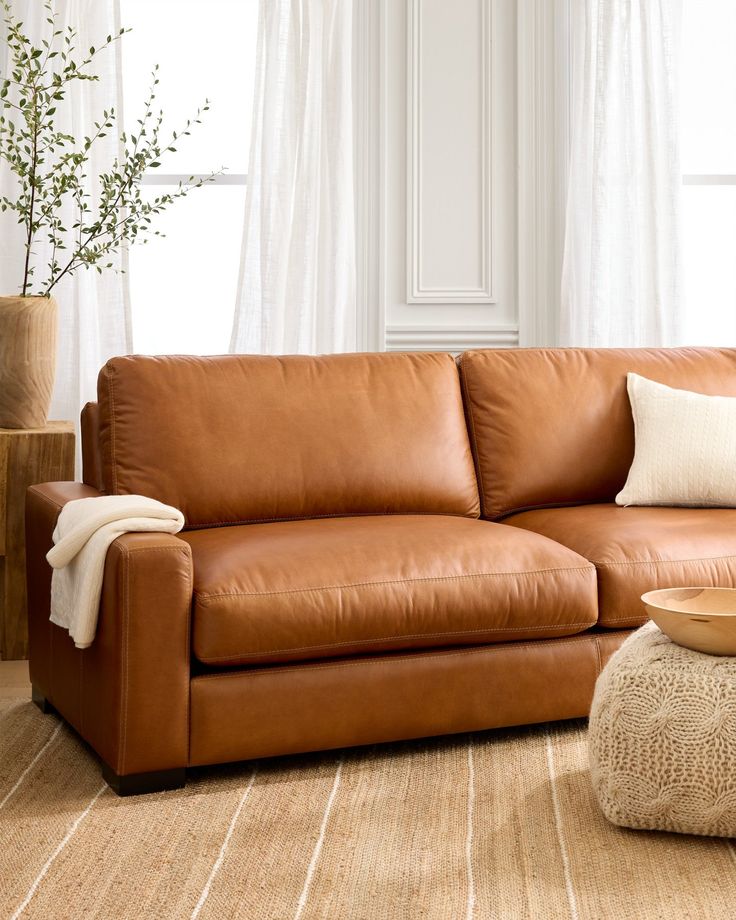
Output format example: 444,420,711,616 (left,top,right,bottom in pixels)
0,422,75,660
